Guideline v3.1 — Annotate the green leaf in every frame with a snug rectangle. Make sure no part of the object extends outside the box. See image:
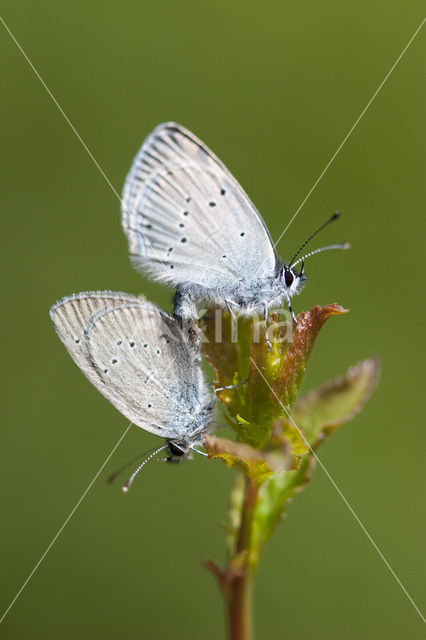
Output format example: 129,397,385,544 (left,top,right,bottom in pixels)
243,304,348,448
271,417,309,460
202,304,348,449
204,435,278,483
293,357,380,446
244,312,293,446
252,454,315,555
201,309,252,420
